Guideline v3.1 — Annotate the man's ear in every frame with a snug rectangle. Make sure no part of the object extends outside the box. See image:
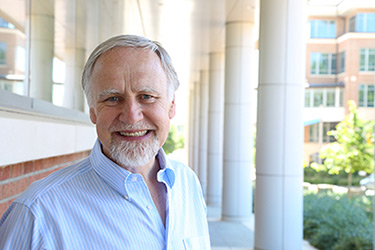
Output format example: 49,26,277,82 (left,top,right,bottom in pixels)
168,96,176,119
89,108,97,124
